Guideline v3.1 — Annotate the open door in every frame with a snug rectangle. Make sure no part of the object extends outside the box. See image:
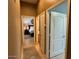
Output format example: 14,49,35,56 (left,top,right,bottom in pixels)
50,12,67,57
